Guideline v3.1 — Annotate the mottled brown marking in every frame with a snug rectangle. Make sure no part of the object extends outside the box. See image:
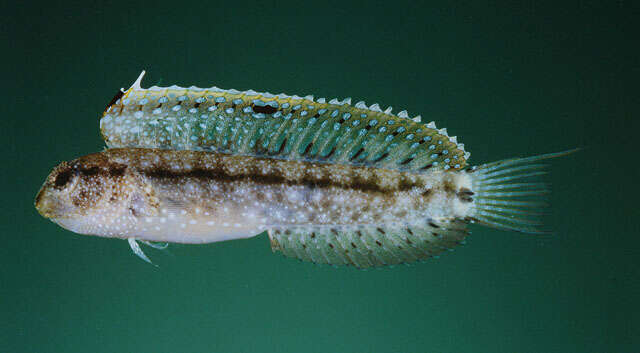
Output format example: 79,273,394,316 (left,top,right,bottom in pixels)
443,179,456,194
117,148,426,194
80,166,100,176
109,165,127,177
457,187,475,203
54,167,73,188
459,188,474,196
273,187,284,203
142,162,411,194
73,190,89,207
